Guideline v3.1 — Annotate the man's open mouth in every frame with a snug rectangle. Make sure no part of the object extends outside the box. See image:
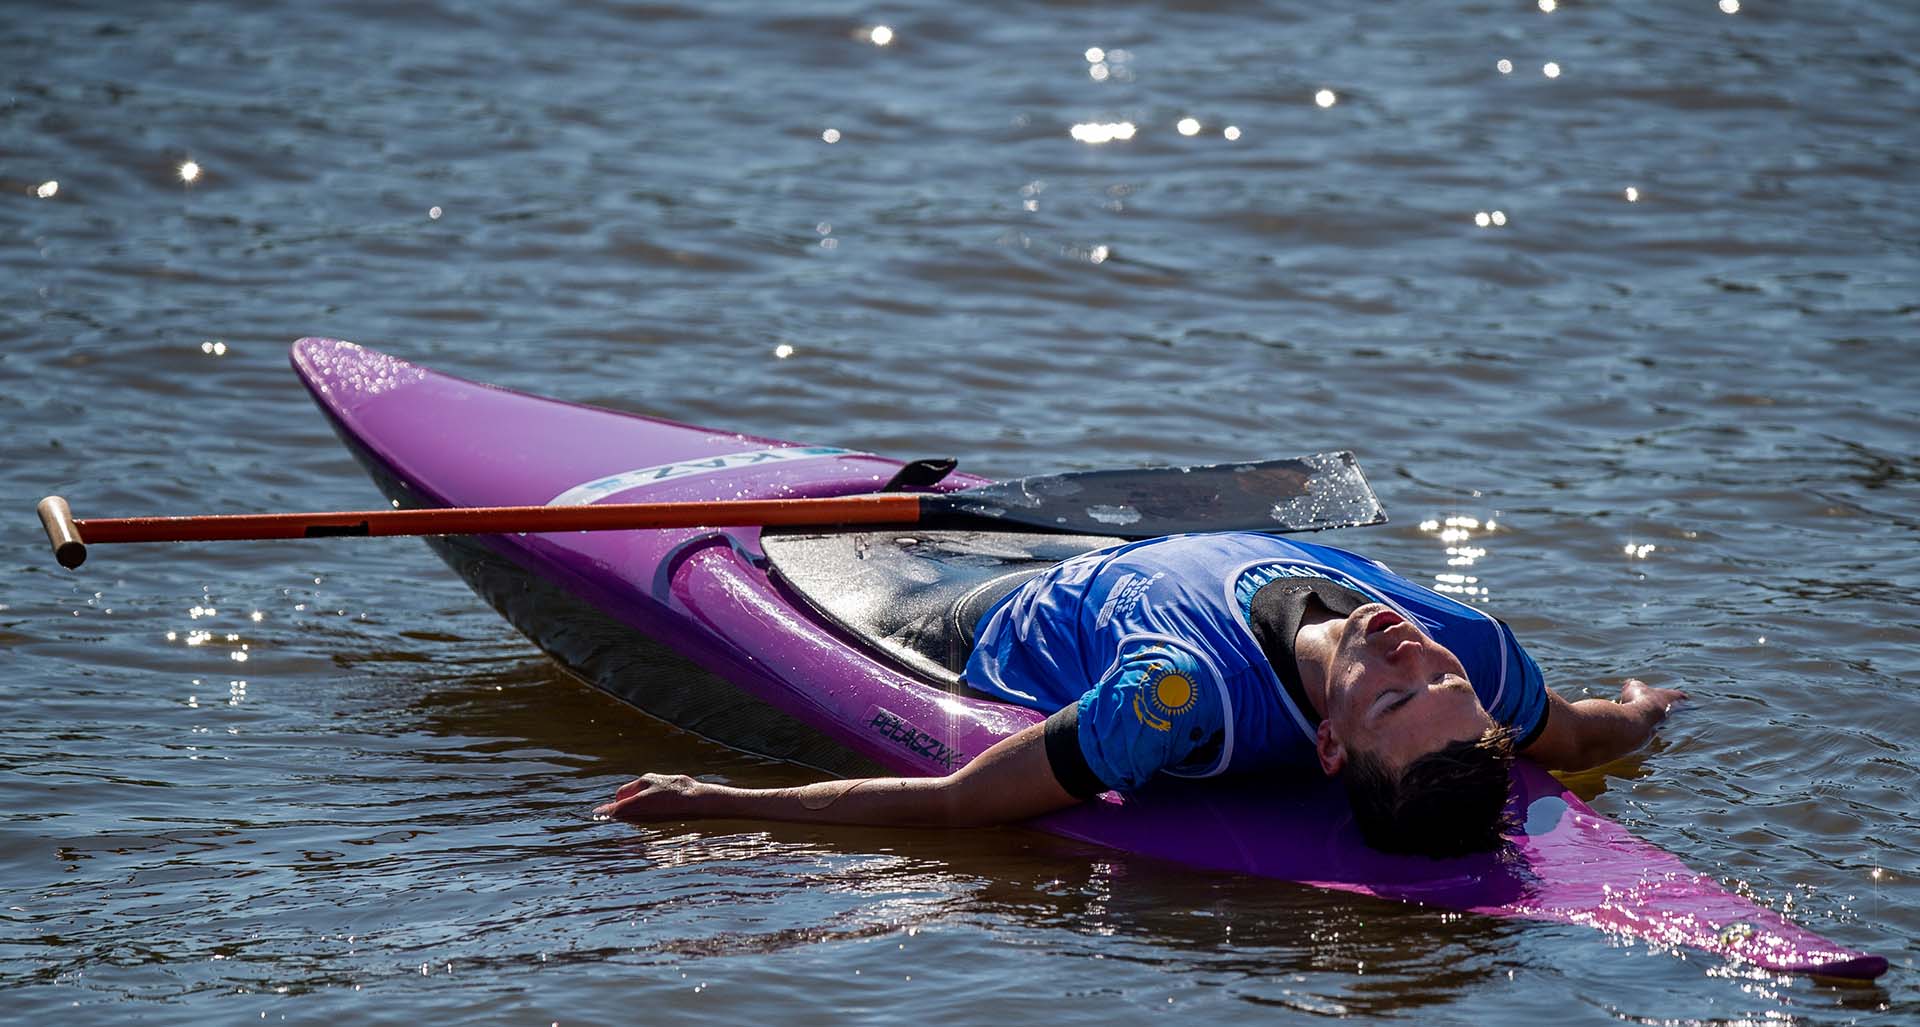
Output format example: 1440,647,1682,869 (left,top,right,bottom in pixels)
1364,609,1404,636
